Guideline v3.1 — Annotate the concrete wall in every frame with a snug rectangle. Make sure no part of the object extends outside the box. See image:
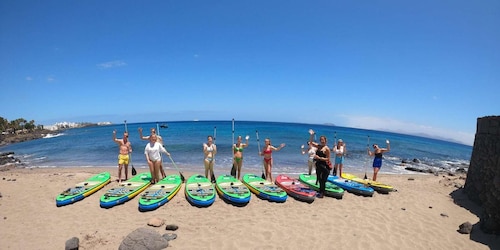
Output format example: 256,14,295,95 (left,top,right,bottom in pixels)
464,116,500,234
